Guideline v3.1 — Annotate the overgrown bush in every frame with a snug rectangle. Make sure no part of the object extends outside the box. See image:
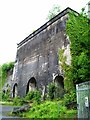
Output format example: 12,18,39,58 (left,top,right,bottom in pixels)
47,82,65,100
1,62,14,88
13,96,25,106
47,82,57,100
2,91,9,101
66,11,90,85
2,86,11,101
63,91,76,109
21,100,77,118
25,90,41,104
